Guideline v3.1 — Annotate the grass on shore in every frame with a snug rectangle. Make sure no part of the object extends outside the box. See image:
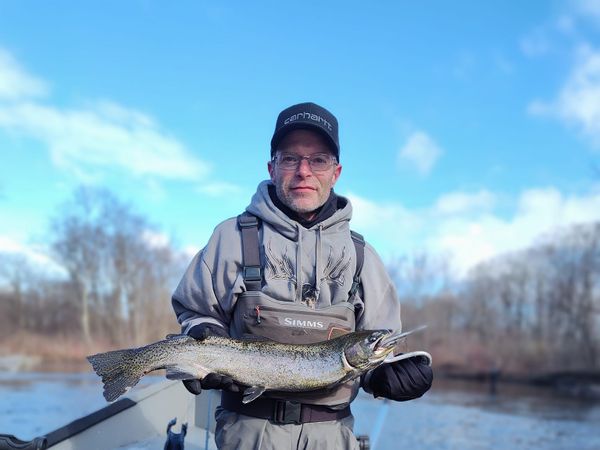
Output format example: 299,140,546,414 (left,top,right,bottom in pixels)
0,331,121,372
